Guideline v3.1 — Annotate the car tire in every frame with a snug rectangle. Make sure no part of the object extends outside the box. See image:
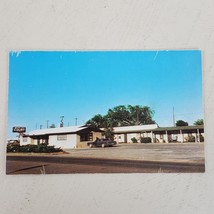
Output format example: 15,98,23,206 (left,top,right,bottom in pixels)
101,144,105,148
